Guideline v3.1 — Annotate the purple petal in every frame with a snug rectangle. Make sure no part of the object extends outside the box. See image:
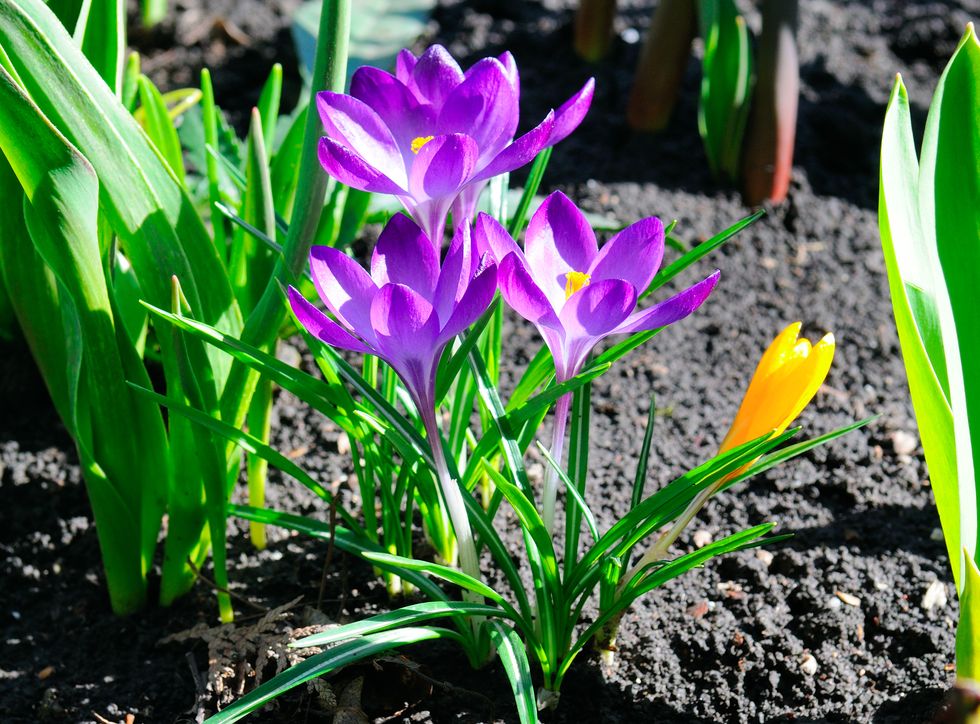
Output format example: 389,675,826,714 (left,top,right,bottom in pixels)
395,49,418,84
589,217,665,294
438,57,518,158
349,67,435,152
412,45,465,107
614,271,721,334
309,245,378,345
433,222,475,323
497,51,520,98
317,137,407,195
408,132,478,202
470,110,555,184
548,78,595,146
371,214,439,298
559,278,637,338
499,252,563,331
437,264,498,345
316,92,407,187
370,283,441,398
524,191,598,311
288,286,373,354
472,212,521,265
